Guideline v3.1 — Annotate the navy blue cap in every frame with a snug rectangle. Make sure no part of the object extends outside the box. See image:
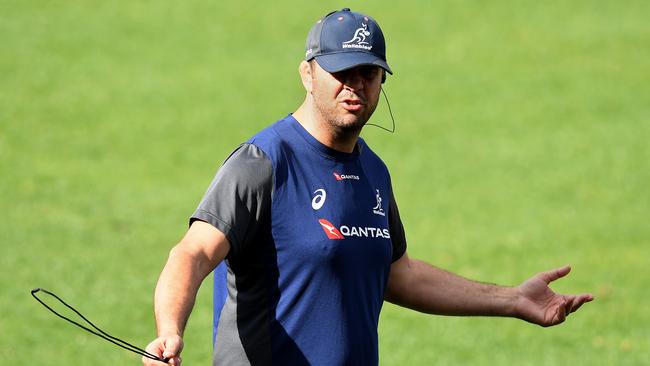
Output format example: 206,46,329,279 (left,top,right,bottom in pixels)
305,8,392,75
